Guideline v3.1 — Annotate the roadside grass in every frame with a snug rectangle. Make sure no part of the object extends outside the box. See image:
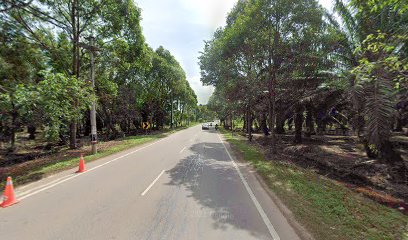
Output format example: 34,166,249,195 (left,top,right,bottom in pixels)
1,124,197,189
221,130,408,240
